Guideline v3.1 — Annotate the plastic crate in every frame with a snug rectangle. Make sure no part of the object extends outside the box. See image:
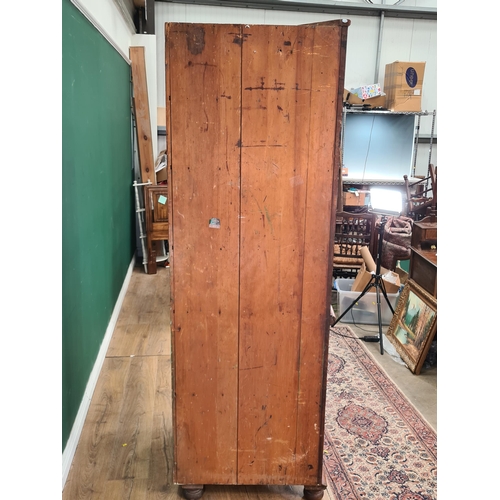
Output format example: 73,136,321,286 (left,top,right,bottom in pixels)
335,278,399,325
